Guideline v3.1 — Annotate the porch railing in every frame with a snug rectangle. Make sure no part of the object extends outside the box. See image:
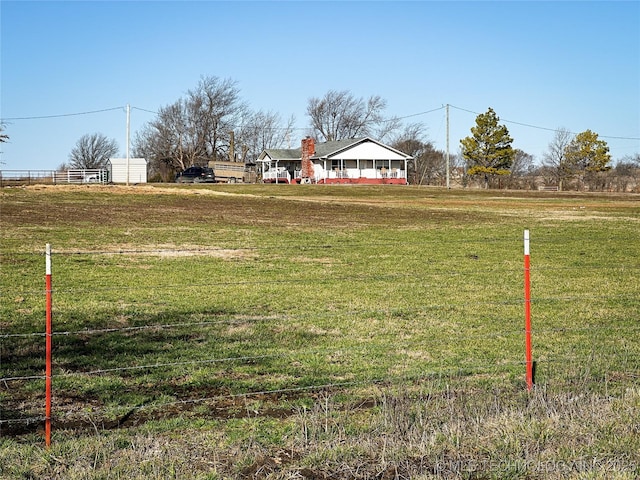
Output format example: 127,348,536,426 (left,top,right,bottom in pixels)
262,169,291,183
326,168,406,180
